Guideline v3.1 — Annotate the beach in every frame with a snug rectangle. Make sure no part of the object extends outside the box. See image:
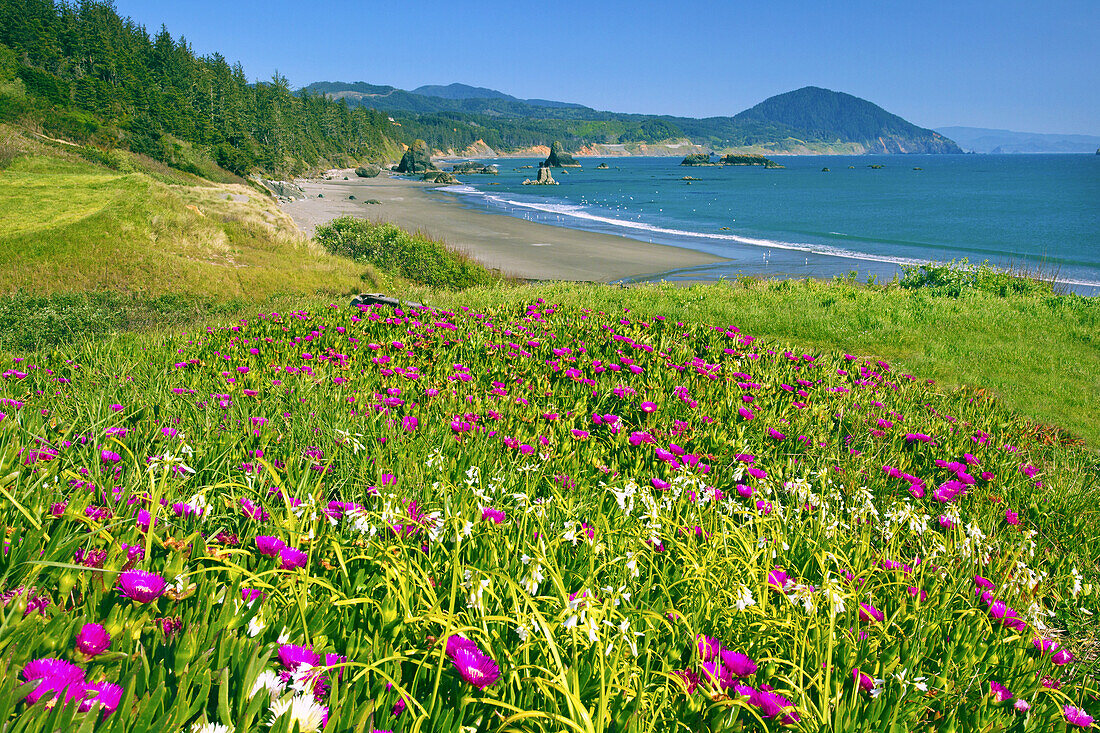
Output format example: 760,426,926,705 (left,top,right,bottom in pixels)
278,172,726,282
